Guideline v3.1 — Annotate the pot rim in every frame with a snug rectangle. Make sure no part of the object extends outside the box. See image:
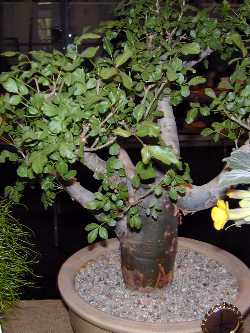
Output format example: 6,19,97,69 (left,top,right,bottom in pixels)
58,237,250,333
